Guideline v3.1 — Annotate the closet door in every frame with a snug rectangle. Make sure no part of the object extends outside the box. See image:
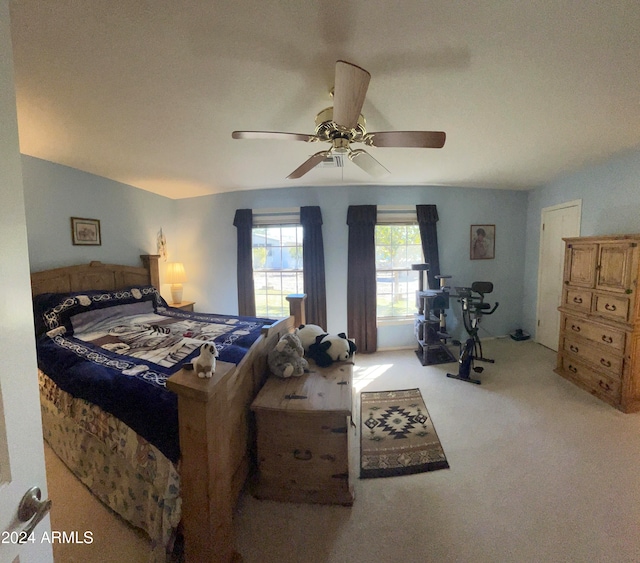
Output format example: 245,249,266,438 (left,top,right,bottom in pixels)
536,201,581,350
